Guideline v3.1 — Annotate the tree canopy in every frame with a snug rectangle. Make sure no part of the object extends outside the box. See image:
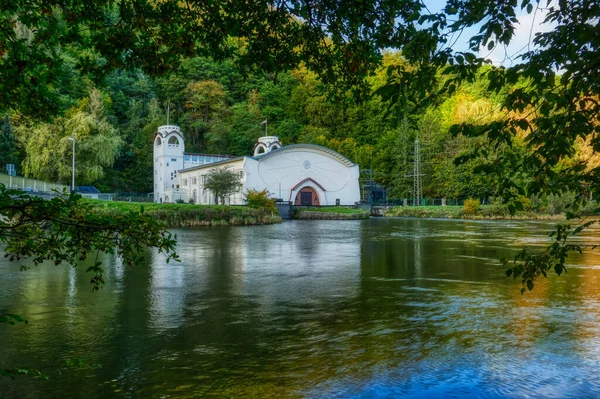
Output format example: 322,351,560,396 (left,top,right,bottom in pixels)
1,0,599,293
203,167,242,205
